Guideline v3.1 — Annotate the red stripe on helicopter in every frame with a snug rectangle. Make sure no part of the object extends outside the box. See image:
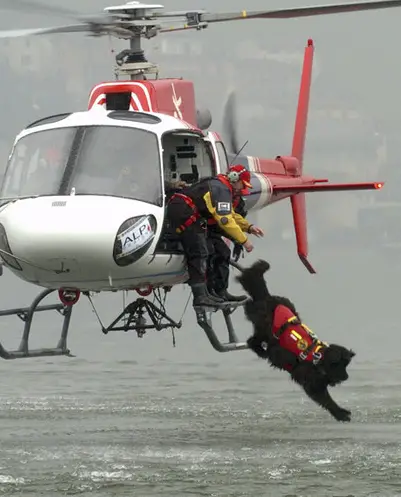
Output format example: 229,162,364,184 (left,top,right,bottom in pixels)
224,155,273,210
88,82,154,111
